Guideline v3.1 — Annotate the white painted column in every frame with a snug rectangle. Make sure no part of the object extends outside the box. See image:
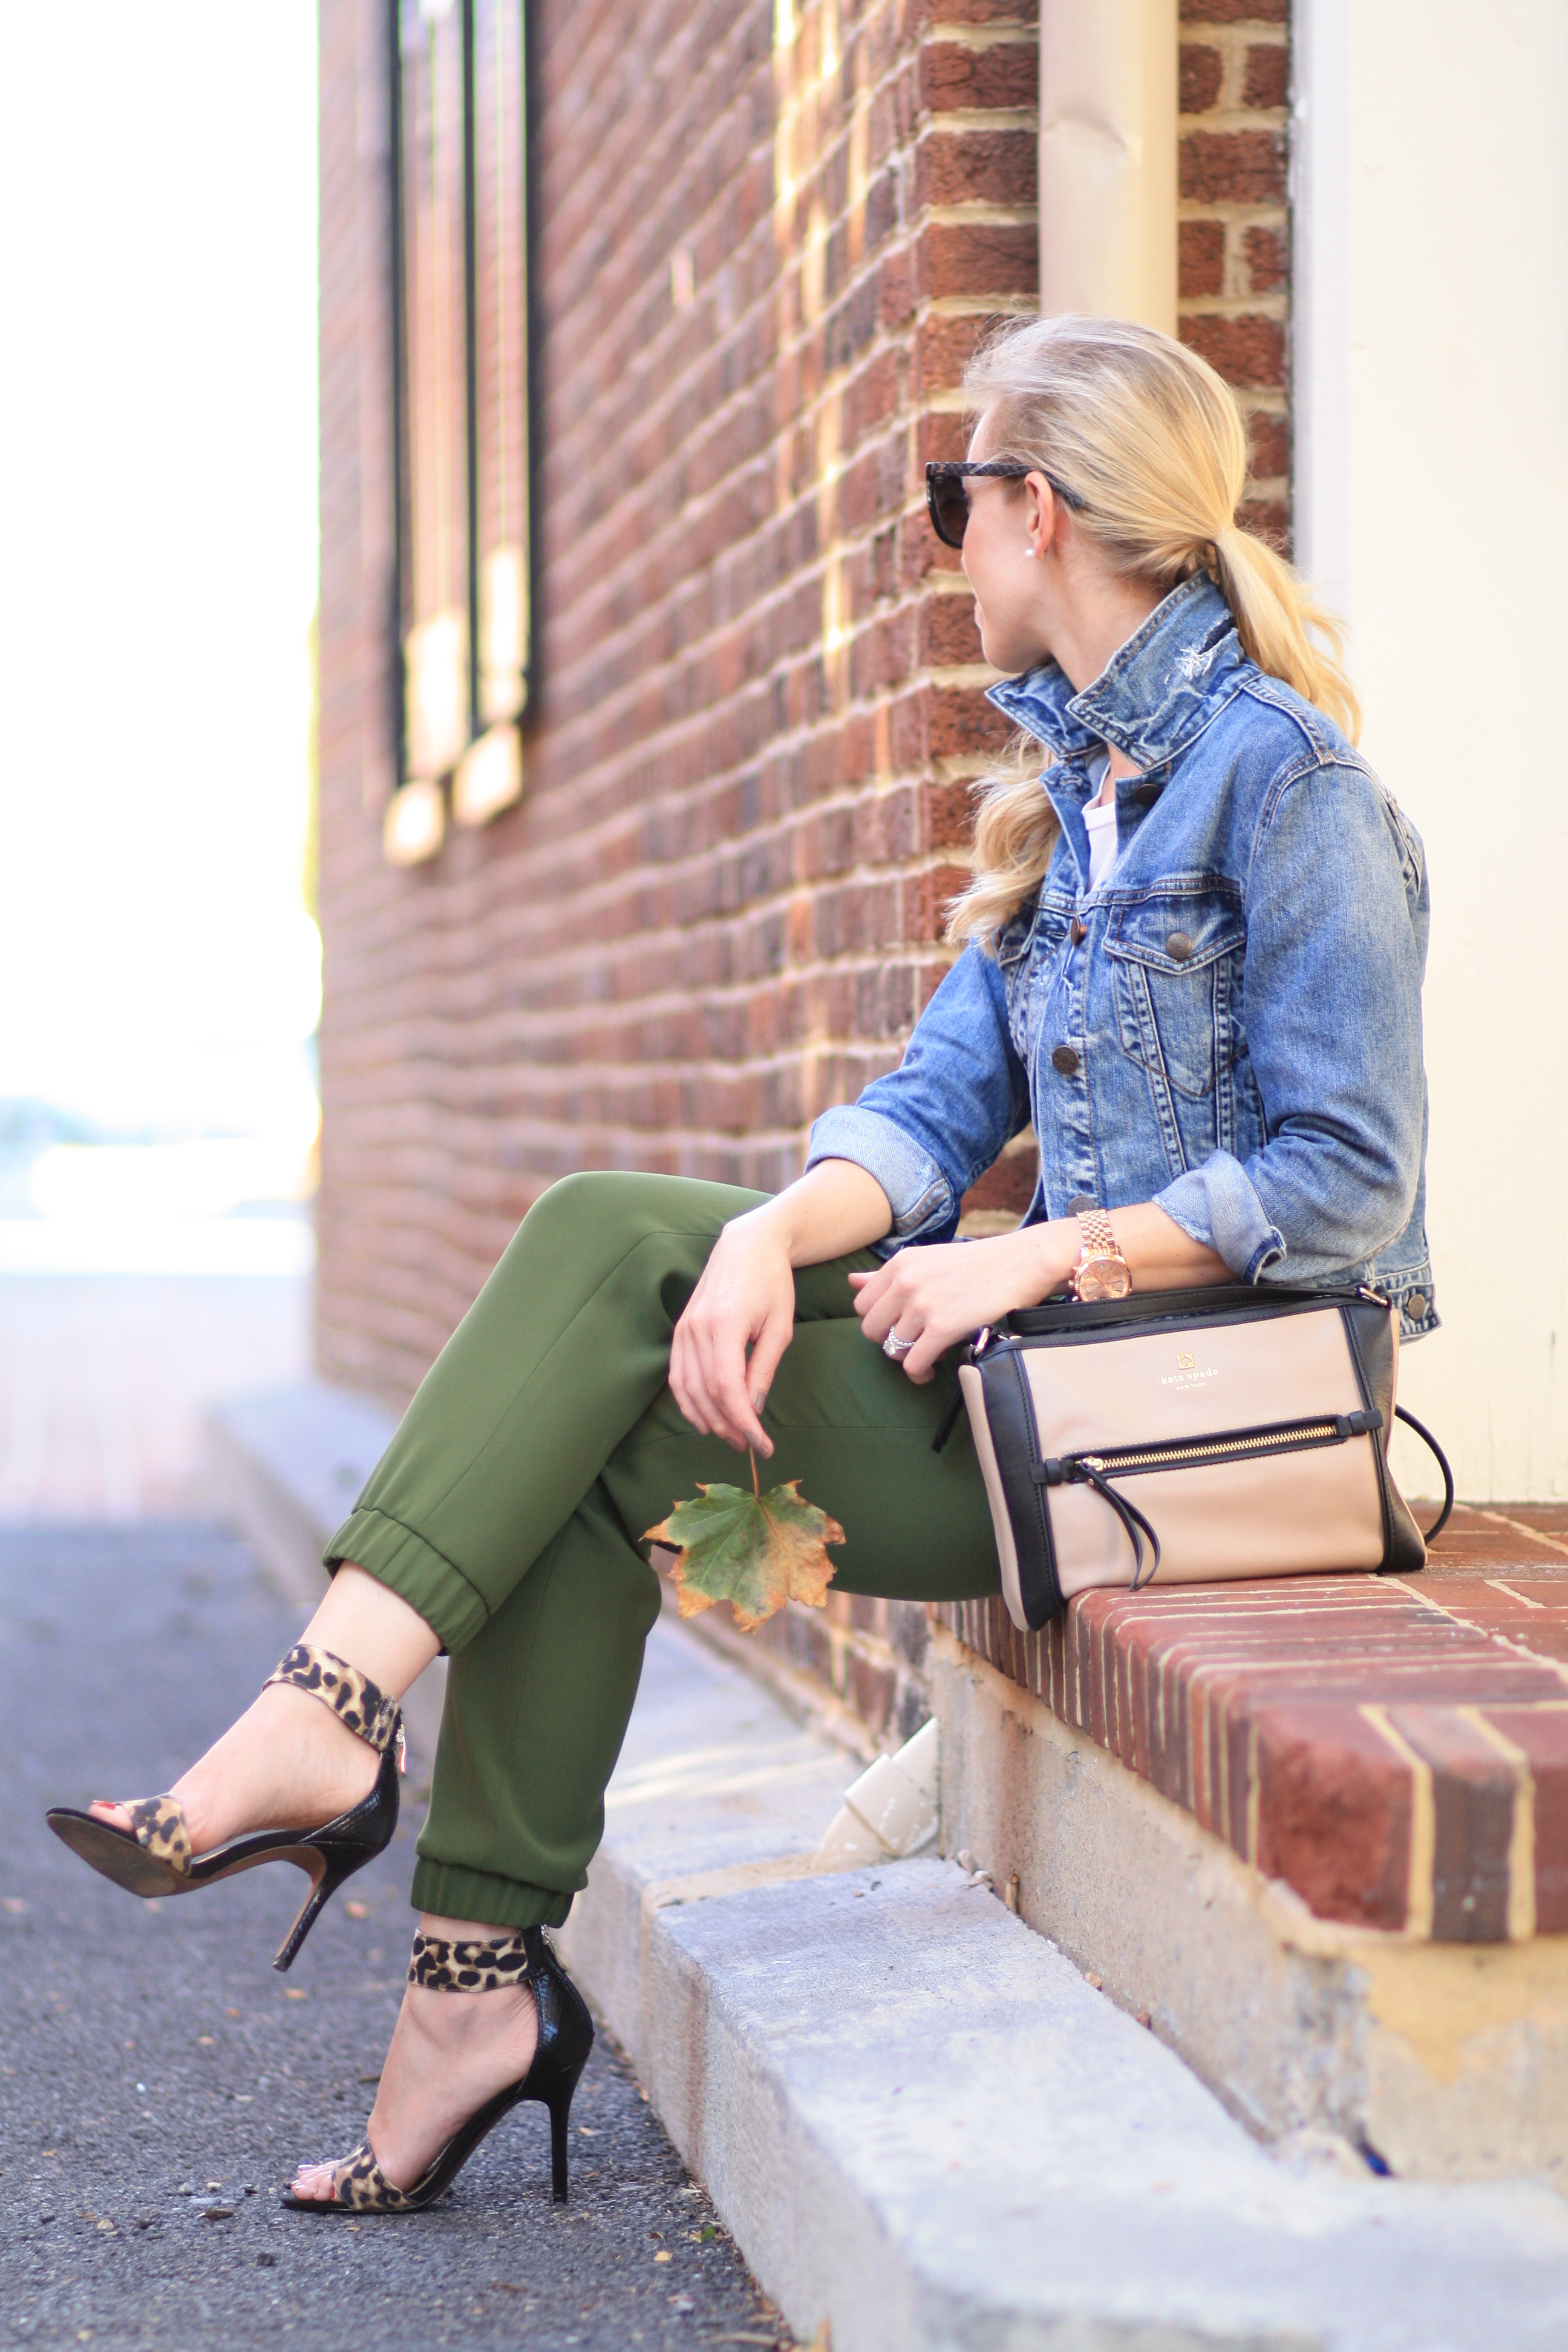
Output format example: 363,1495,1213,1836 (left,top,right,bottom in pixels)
1038,0,1178,334
1294,0,1568,1500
